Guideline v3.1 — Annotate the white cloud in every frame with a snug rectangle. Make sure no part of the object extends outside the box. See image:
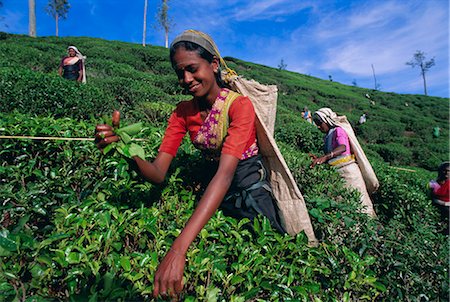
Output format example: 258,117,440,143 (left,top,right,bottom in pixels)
347,2,404,30
230,0,448,97
317,0,448,77
232,0,315,20
89,3,96,16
